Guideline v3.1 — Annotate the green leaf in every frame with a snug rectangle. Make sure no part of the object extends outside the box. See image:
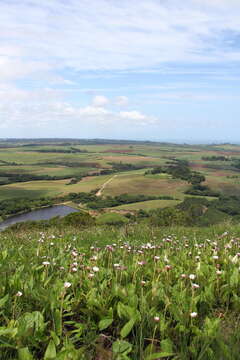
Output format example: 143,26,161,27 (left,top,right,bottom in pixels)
50,331,60,347
145,352,175,360
53,309,62,337
44,340,56,359
112,340,132,355
0,294,9,308
120,318,135,338
99,318,113,331
160,339,173,353
2,250,7,260
18,347,33,360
